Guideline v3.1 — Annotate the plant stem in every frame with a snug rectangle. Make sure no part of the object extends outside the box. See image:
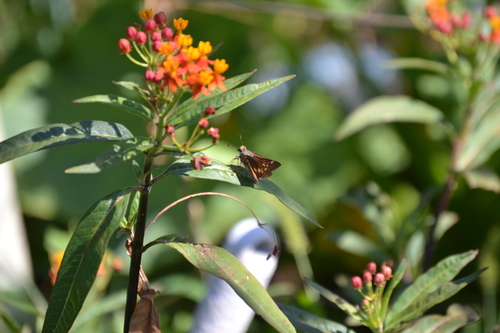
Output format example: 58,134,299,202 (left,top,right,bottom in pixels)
124,155,154,332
